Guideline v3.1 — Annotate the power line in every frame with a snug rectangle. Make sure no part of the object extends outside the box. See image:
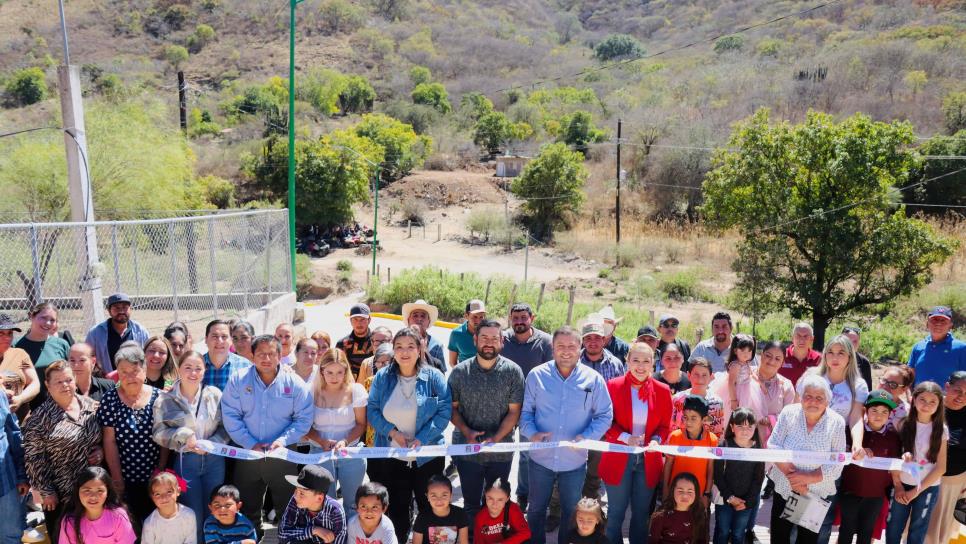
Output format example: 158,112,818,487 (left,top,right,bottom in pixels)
486,0,845,95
